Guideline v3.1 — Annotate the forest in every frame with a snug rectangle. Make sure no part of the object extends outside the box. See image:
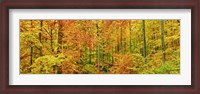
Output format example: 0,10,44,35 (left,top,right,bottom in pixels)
20,20,180,74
